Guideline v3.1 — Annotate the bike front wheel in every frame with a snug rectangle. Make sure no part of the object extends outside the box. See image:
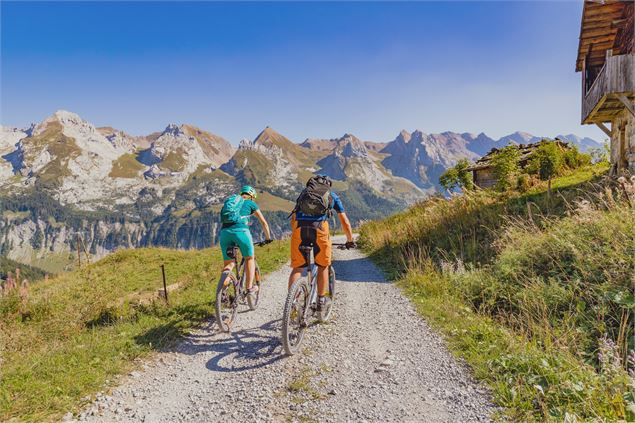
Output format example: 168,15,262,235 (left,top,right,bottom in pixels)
281,278,310,355
215,271,239,332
